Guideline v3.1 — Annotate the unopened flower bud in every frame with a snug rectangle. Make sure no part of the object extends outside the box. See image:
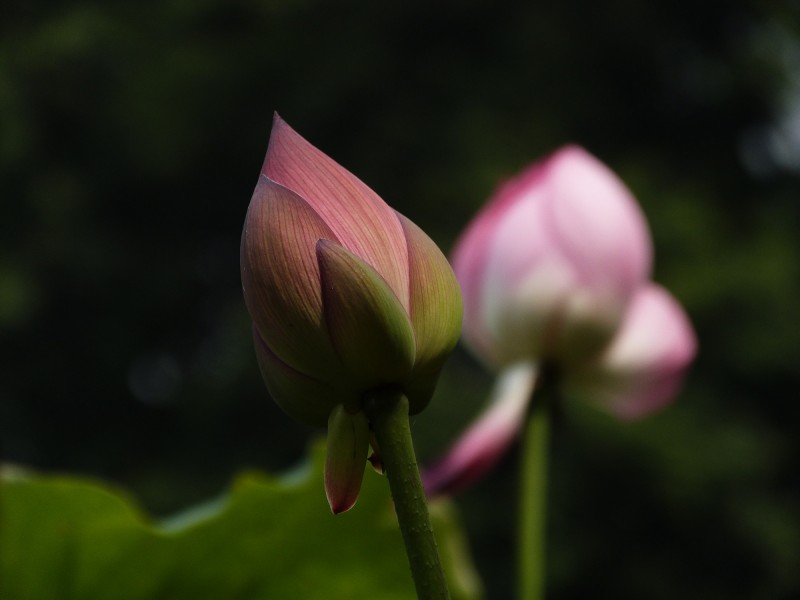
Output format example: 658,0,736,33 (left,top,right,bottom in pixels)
241,115,463,512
